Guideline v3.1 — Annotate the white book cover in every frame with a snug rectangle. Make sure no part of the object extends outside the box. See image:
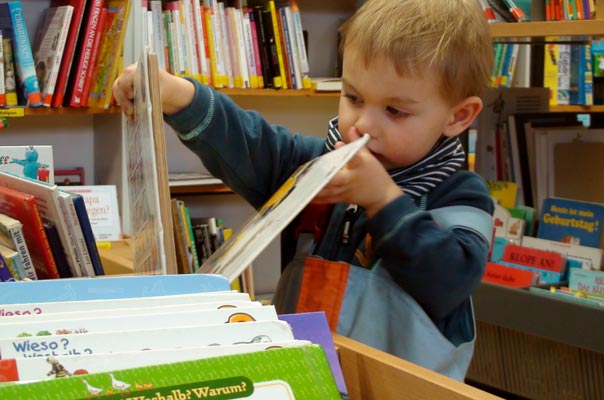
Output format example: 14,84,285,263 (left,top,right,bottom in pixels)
1,300,262,323
0,305,279,339
199,134,370,283
0,145,54,184
522,235,604,271
1,320,294,358
0,290,248,316
62,185,121,242
33,5,73,106
0,171,80,277
6,340,310,382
